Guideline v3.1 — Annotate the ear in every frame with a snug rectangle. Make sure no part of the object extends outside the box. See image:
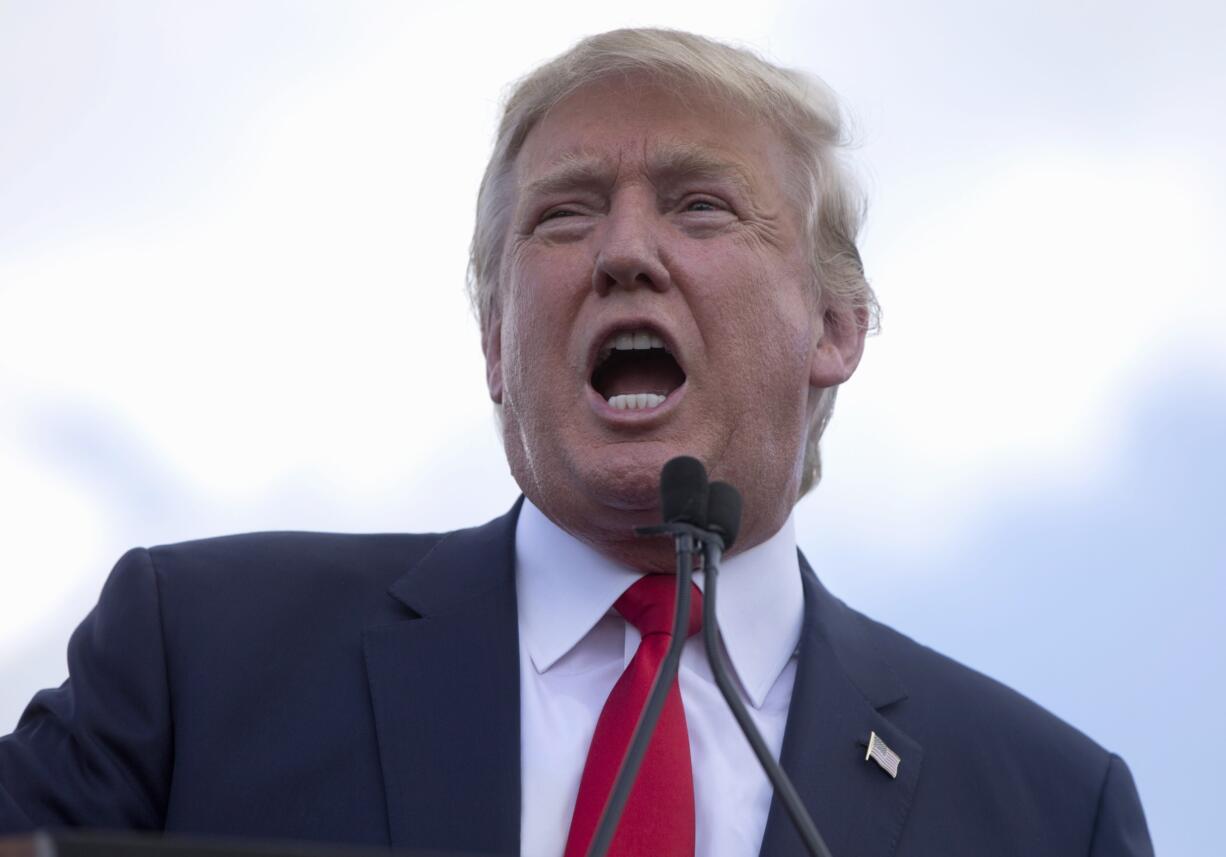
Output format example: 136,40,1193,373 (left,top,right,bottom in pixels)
483,316,504,404
809,304,867,389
